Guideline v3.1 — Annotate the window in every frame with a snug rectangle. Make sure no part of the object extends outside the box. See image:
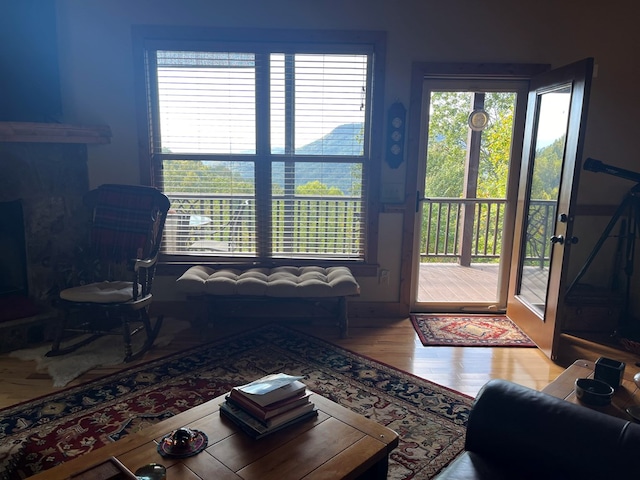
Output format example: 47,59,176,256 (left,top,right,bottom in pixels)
137,29,384,265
